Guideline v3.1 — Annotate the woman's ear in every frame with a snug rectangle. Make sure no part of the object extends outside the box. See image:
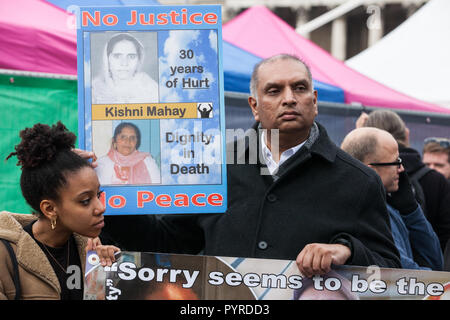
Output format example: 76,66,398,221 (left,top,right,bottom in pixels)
40,199,58,222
